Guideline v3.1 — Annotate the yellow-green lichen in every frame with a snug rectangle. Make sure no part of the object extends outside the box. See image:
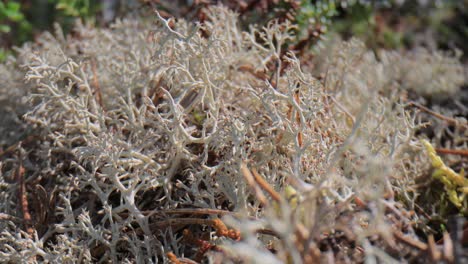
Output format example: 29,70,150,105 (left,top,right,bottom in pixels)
421,139,467,210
